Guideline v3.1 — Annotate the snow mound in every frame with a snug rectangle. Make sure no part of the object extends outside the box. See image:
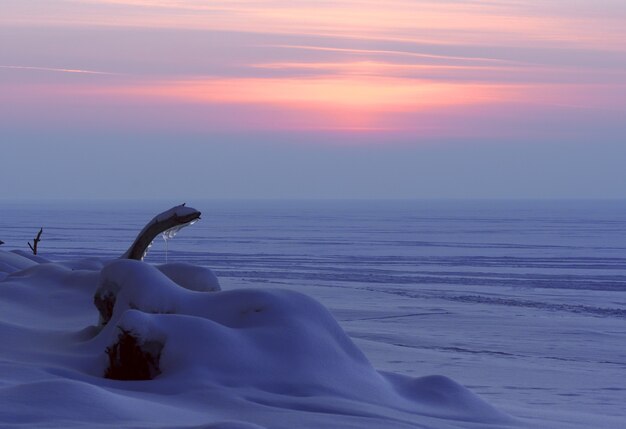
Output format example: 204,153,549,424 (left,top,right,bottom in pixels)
0,250,38,279
0,250,523,428
157,262,221,292
199,423,267,429
96,262,377,394
9,249,51,264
